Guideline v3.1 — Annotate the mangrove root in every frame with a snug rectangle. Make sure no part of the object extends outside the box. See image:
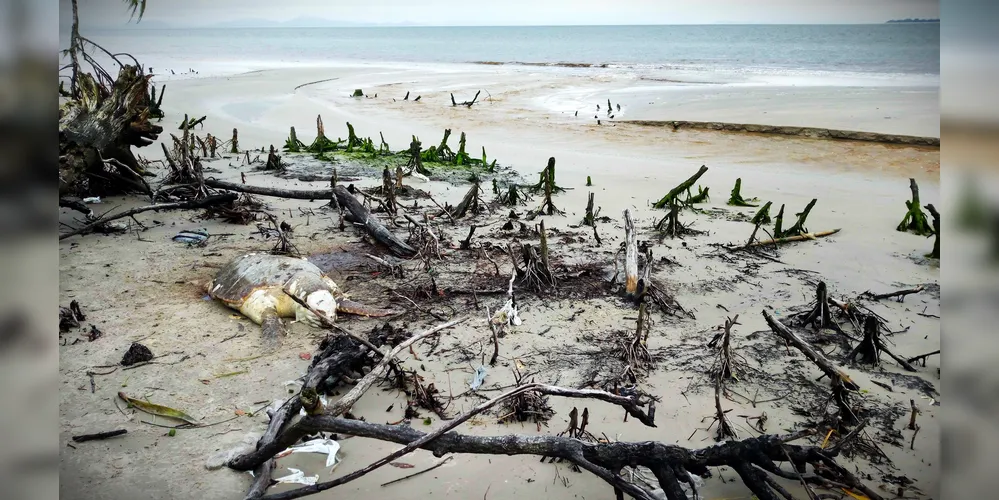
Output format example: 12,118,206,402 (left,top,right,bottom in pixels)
284,127,305,152
653,165,708,209
777,199,817,238
752,201,773,225
897,178,933,236
925,203,940,258
727,178,759,207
